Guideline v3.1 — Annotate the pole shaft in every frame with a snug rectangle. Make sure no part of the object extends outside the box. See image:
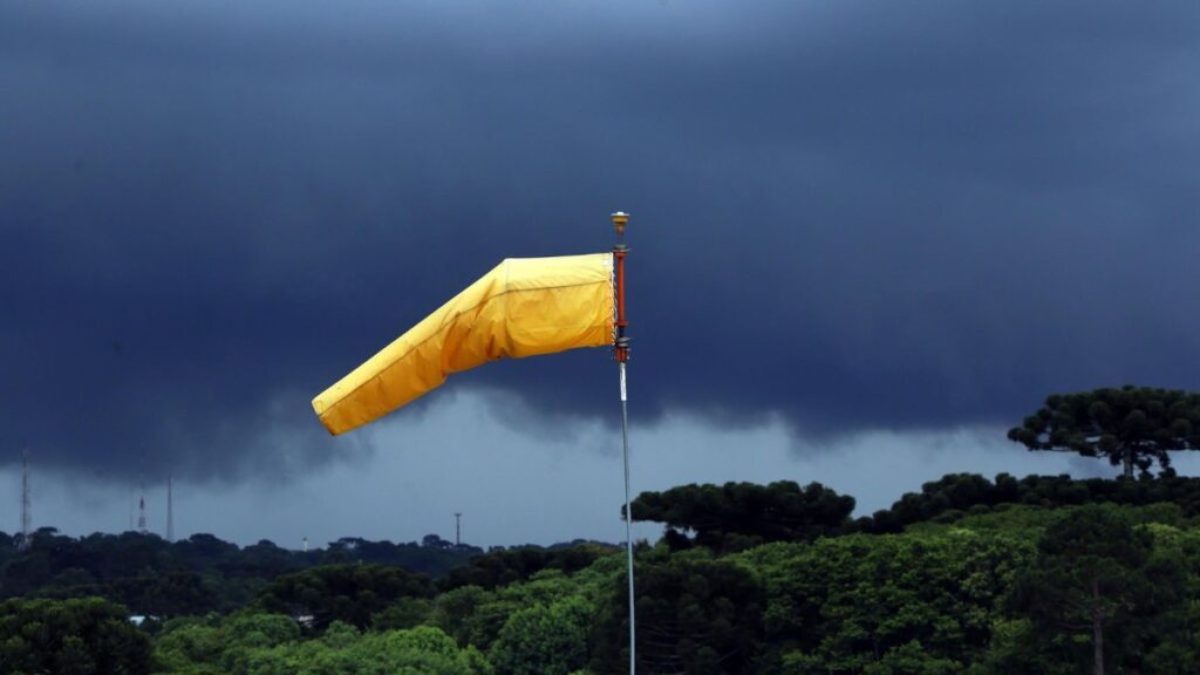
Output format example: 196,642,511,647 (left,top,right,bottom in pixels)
611,210,634,674
619,362,635,675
